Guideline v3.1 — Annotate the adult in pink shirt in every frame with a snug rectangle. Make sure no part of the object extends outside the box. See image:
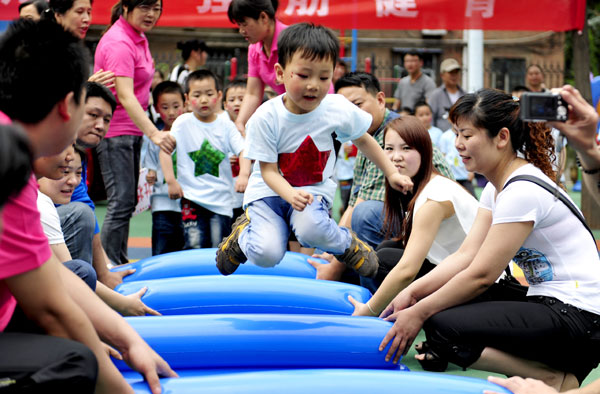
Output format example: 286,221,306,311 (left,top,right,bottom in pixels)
94,0,174,264
227,0,287,134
